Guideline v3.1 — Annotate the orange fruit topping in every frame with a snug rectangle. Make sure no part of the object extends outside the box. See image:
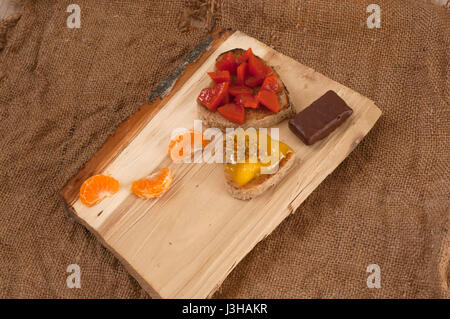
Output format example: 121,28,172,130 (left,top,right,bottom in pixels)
168,131,209,161
131,167,173,199
80,174,120,207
